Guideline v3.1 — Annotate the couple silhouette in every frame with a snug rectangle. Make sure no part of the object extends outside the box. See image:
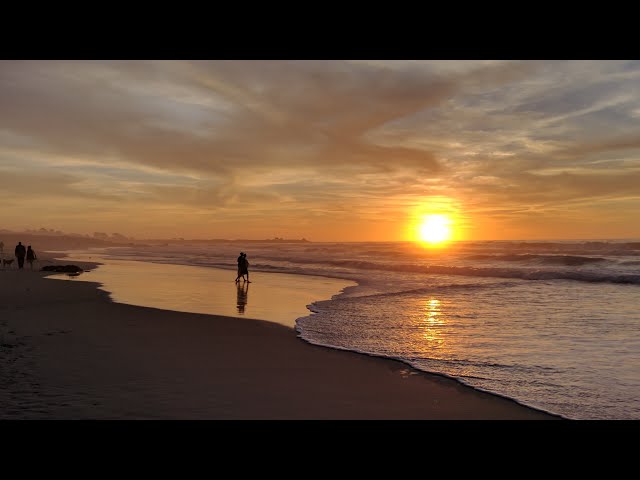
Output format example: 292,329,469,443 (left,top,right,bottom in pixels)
235,252,251,283
10,241,37,270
